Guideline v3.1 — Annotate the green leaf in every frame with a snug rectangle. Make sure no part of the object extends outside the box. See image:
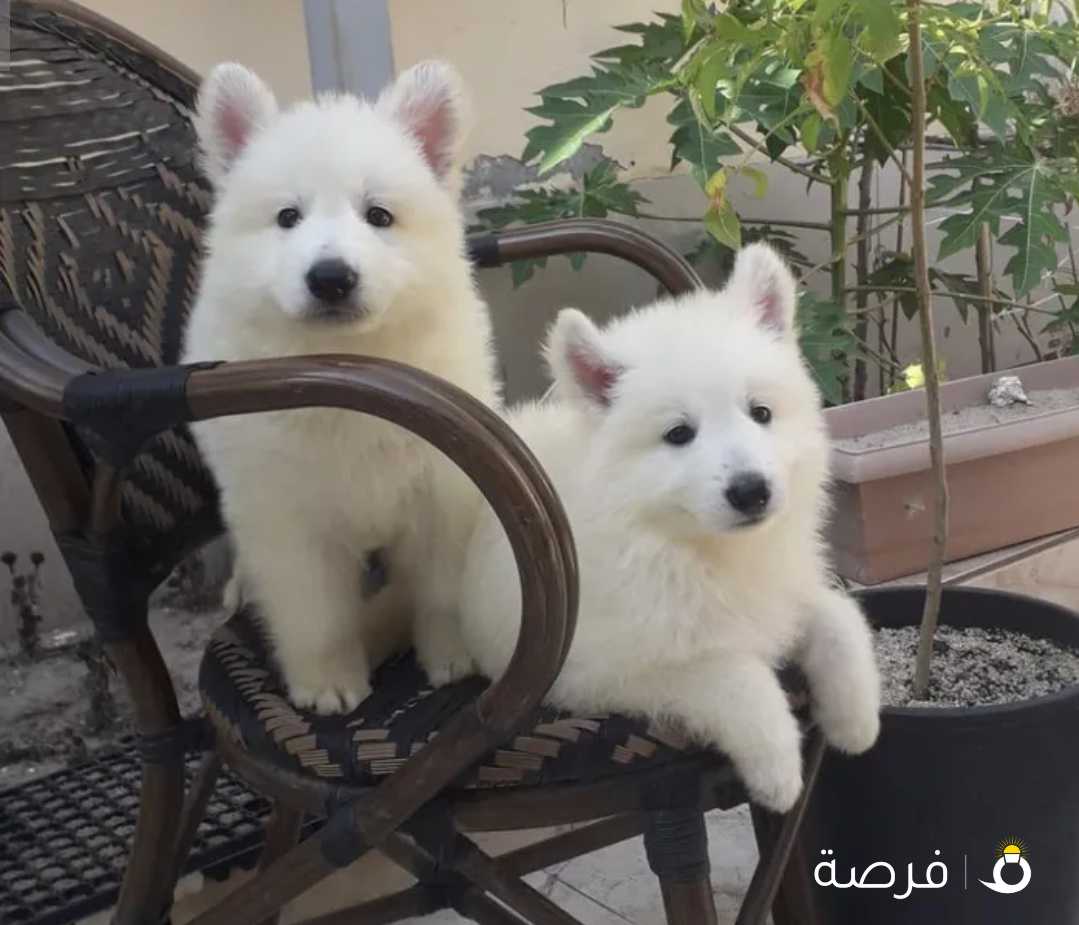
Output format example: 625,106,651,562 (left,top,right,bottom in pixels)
854,0,903,63
511,258,546,288
801,112,823,152
858,65,884,94
527,104,617,175
820,32,853,107
705,199,742,250
681,0,707,43
797,291,855,405
861,63,911,164
929,149,1072,295
927,81,976,146
732,69,805,154
737,166,769,199
868,255,919,320
523,64,673,174
813,0,846,28
693,48,730,122
668,96,740,186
